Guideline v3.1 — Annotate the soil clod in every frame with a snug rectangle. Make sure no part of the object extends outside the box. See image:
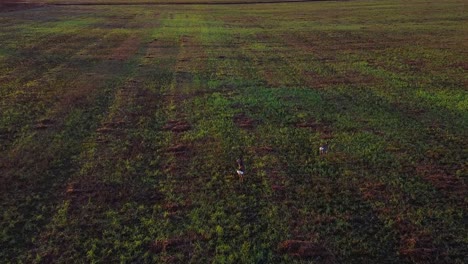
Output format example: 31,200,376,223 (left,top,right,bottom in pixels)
278,240,332,259
234,113,256,129
167,144,189,153
163,120,191,133
34,118,54,130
